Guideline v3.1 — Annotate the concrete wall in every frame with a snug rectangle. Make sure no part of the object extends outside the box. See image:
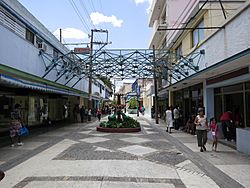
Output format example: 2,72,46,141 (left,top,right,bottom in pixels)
171,5,250,84
0,0,109,98
0,24,89,91
237,128,250,155
2,0,69,54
